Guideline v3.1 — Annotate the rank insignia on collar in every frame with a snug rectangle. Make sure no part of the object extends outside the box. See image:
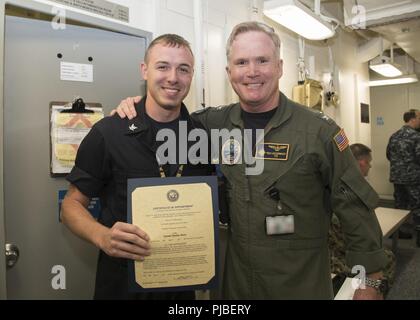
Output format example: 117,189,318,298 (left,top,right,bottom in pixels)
256,143,290,161
334,128,349,152
129,124,138,131
316,112,334,125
